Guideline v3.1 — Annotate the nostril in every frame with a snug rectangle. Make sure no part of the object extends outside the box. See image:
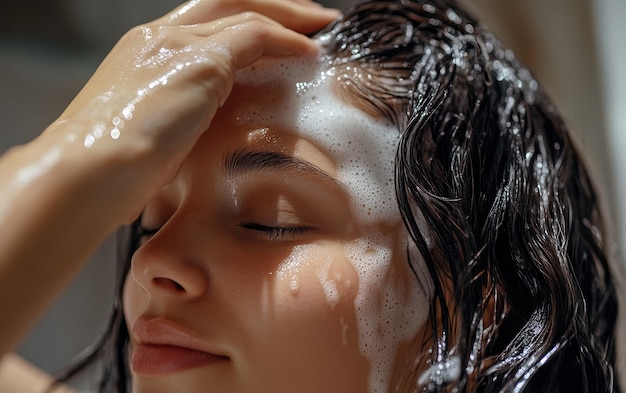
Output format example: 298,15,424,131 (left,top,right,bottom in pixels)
153,277,185,292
